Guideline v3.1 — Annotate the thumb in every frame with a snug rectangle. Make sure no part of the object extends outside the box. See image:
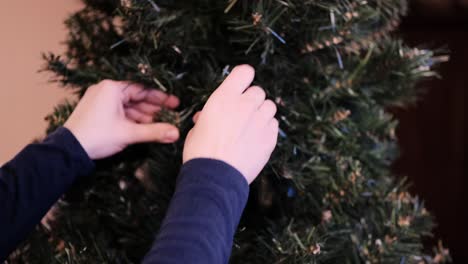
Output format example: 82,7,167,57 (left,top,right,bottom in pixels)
192,111,201,123
128,122,180,144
